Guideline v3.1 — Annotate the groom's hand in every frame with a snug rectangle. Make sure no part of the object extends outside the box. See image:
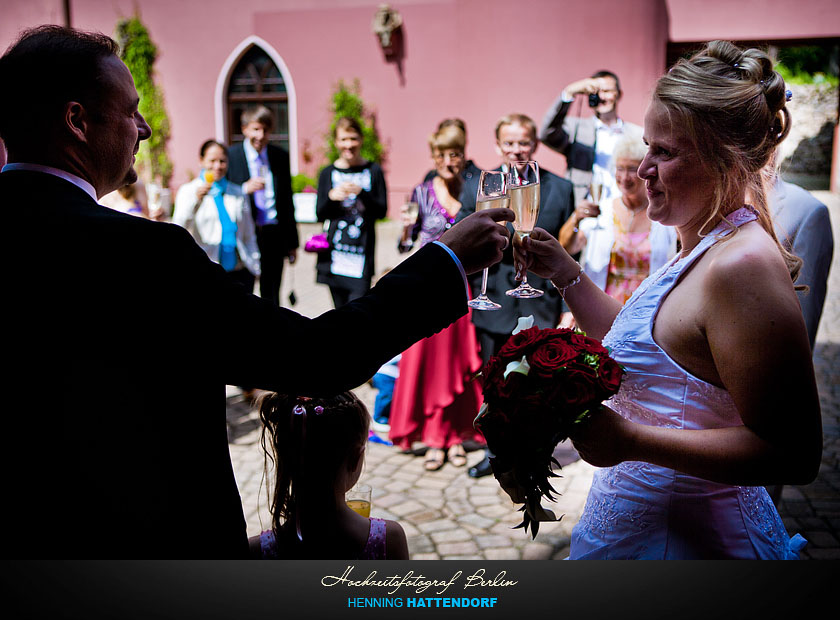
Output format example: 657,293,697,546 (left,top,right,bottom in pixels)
439,208,514,275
